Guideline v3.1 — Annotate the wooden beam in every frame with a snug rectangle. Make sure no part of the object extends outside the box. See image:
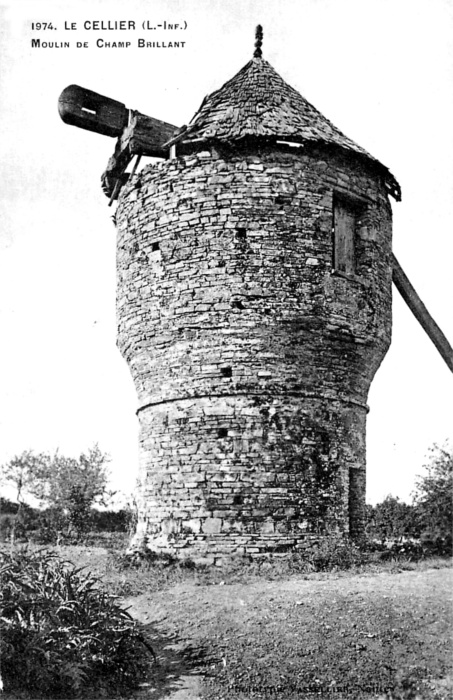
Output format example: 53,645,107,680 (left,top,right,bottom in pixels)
127,112,177,157
392,253,453,373
101,110,178,199
58,85,128,137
